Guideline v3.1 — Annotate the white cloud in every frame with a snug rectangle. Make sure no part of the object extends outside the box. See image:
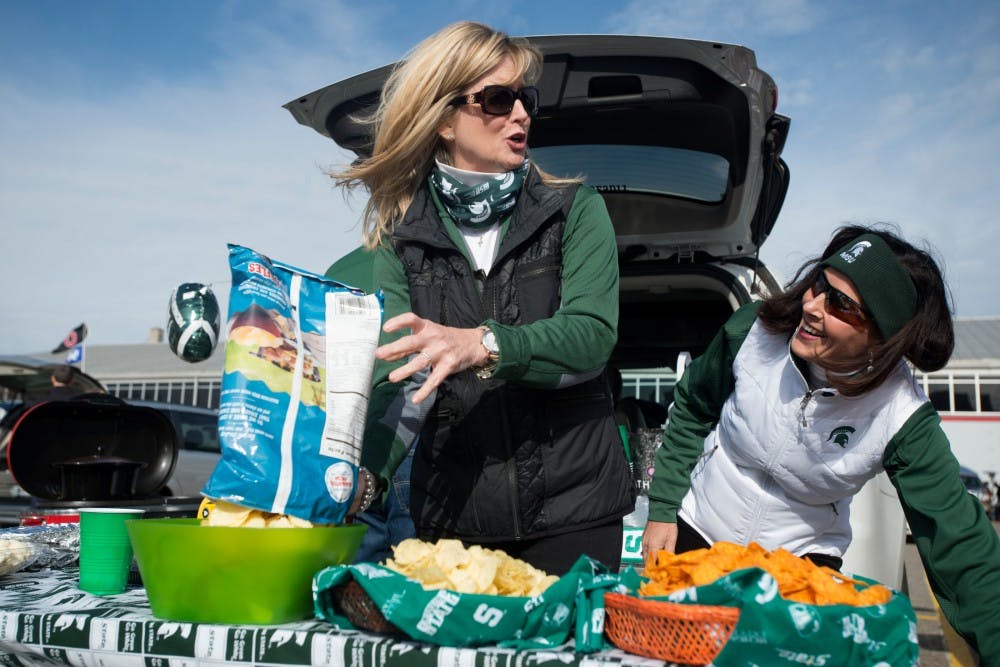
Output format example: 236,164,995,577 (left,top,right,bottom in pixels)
881,43,938,78
773,76,814,109
607,0,823,40
752,0,822,35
